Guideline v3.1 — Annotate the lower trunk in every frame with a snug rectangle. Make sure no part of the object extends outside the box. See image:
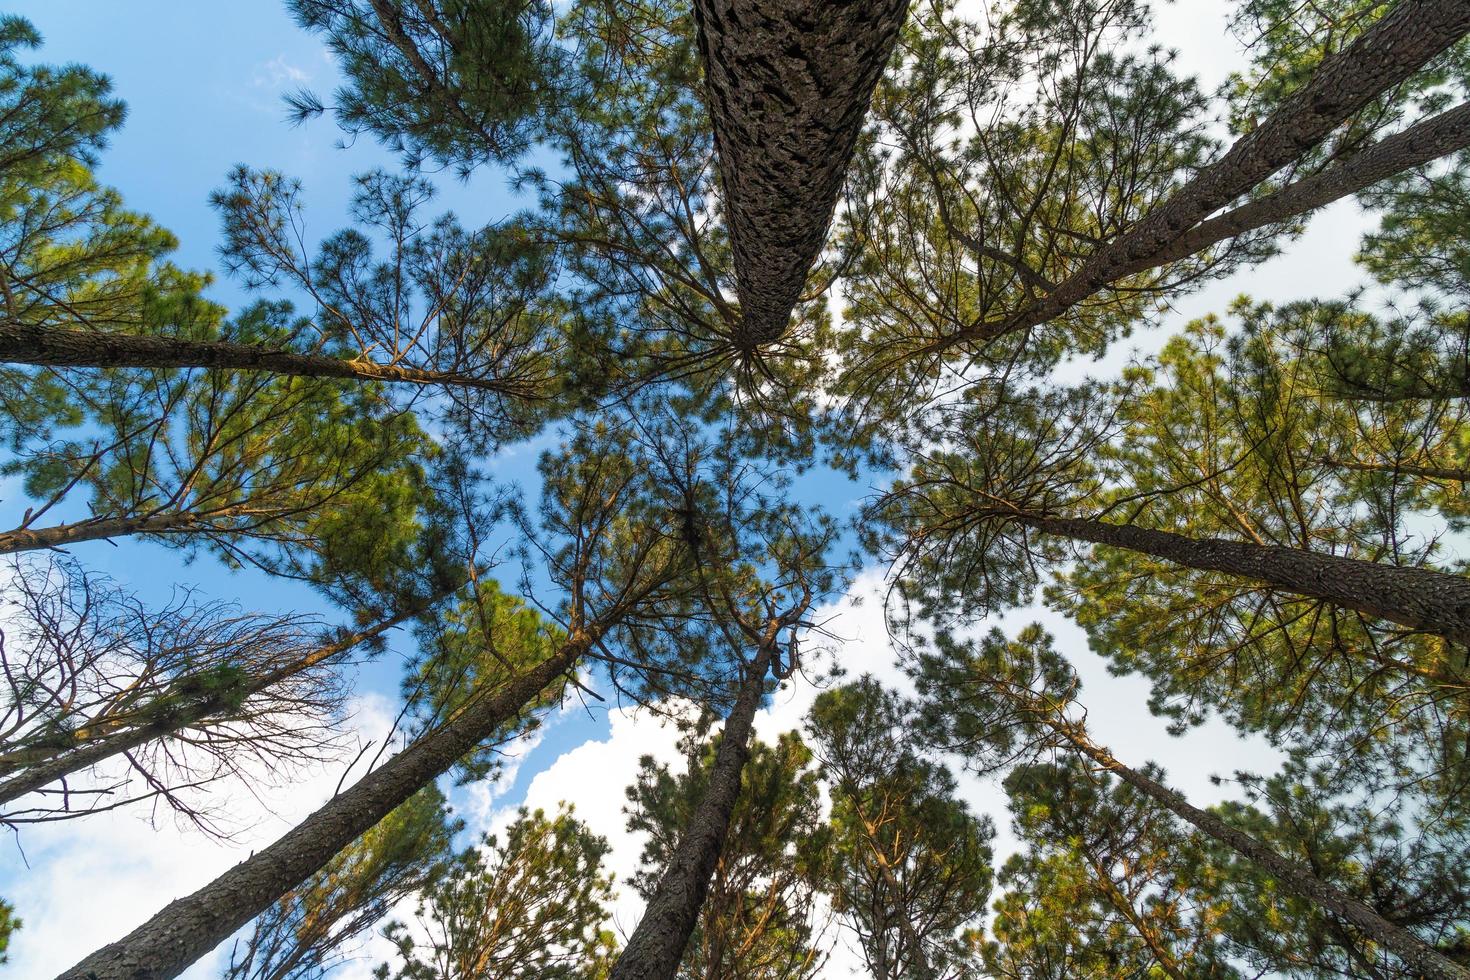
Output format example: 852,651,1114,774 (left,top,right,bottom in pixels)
0,605,424,806
1050,721,1470,980
57,632,591,980
608,644,773,980
1014,512,1470,648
